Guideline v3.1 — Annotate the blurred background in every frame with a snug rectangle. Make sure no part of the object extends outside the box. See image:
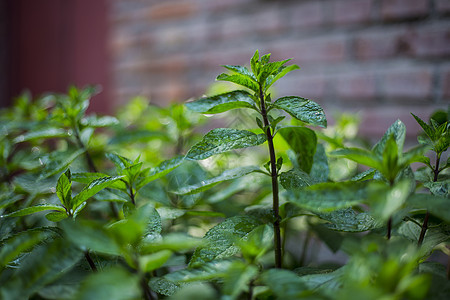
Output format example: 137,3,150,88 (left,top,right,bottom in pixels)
1,0,449,139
